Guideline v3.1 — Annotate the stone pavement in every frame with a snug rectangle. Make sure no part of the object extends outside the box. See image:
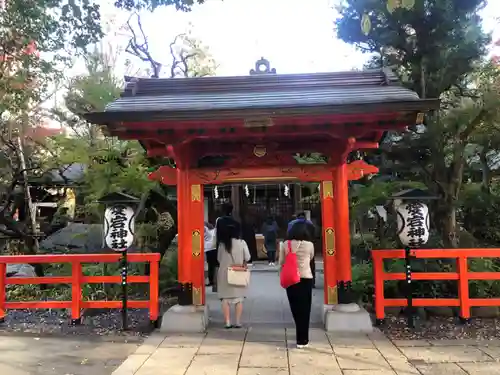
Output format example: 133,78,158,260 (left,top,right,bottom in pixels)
206,269,324,328
0,334,140,375
112,271,500,374
112,328,500,375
